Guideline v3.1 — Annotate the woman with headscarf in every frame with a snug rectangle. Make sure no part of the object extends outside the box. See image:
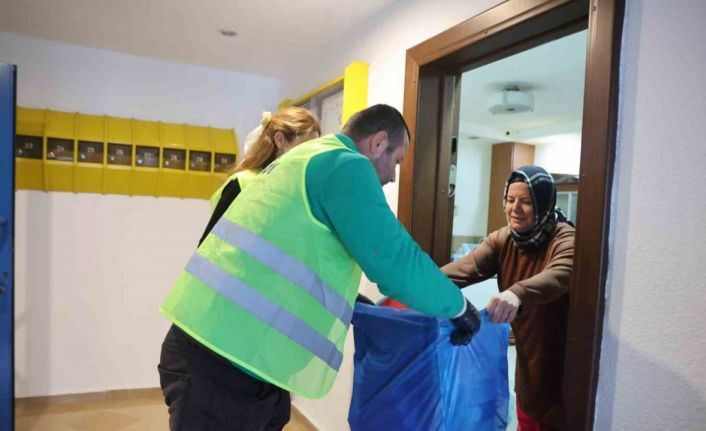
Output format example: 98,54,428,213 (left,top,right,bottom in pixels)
441,165,575,431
